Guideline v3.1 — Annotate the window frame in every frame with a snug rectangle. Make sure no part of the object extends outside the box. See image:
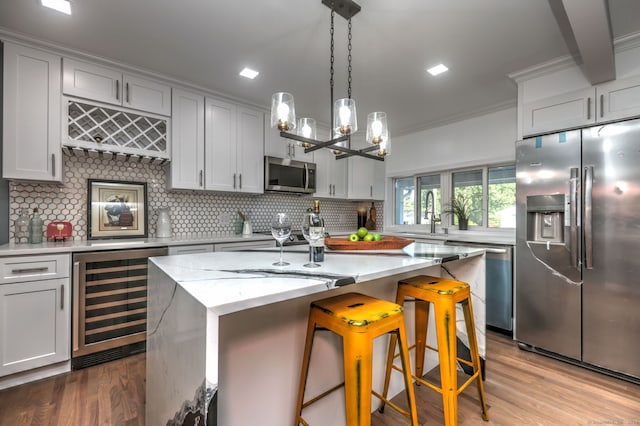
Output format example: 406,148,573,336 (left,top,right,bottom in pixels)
390,162,515,232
